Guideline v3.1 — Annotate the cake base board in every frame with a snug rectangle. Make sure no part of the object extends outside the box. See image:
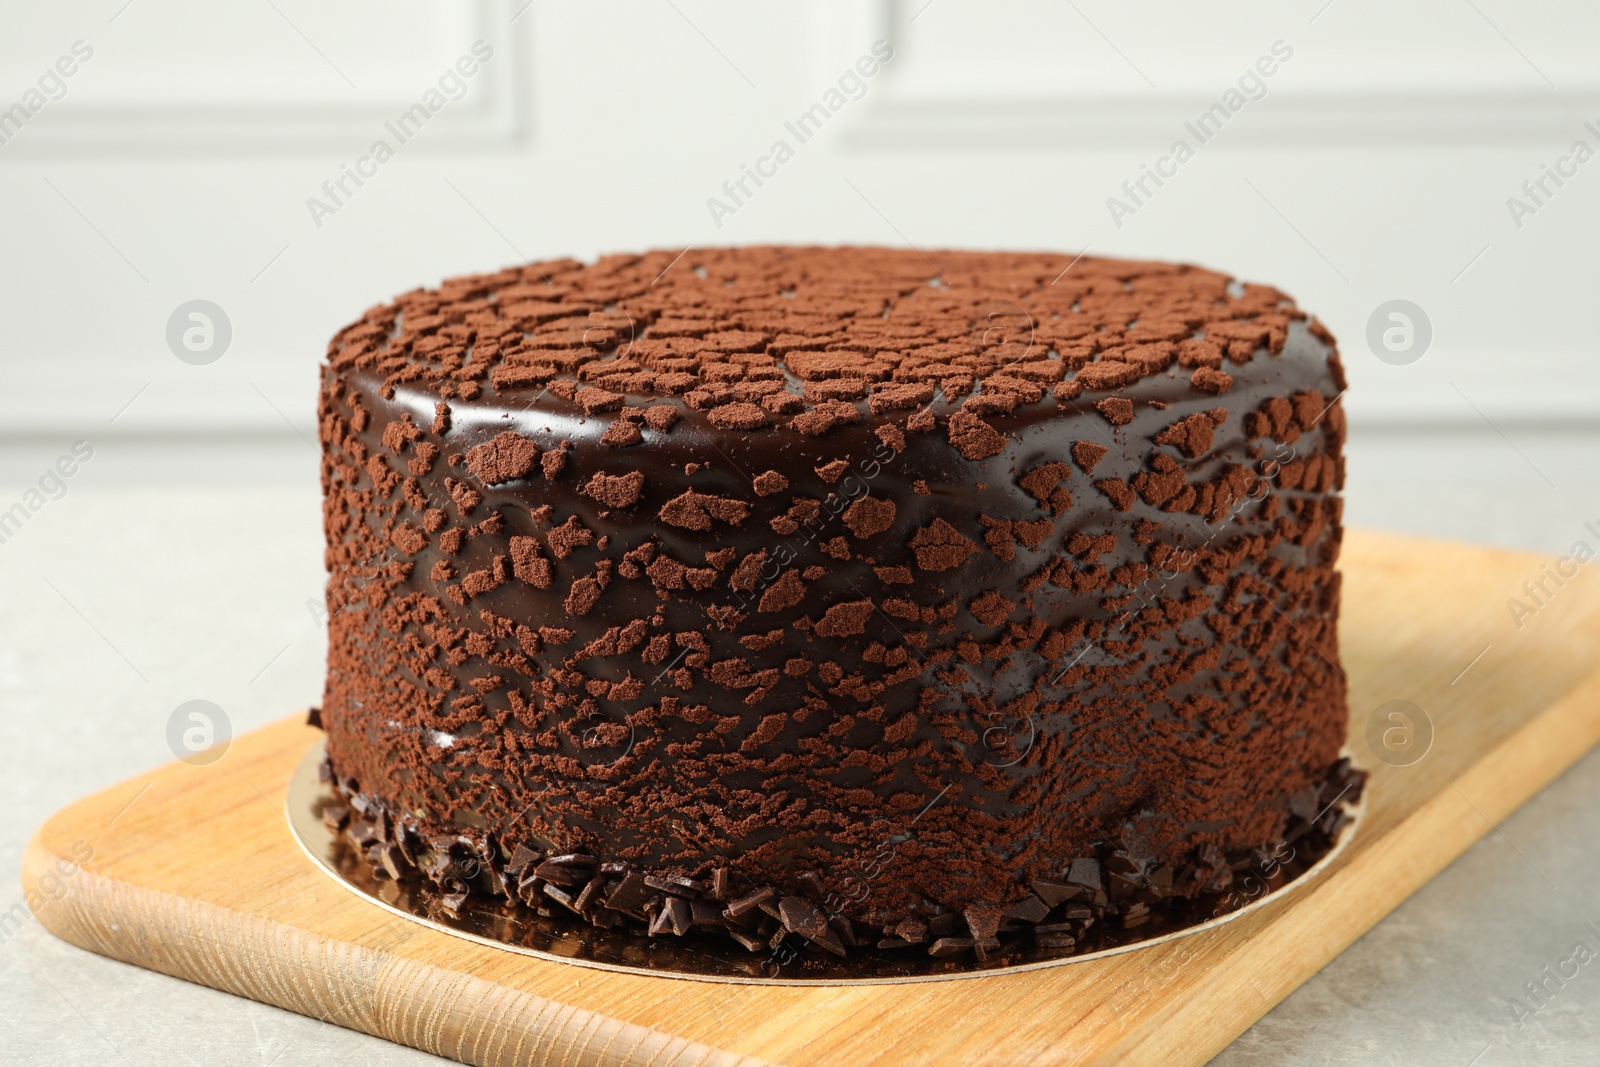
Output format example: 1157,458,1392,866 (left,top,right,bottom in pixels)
285,738,1364,985
23,529,1600,1066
